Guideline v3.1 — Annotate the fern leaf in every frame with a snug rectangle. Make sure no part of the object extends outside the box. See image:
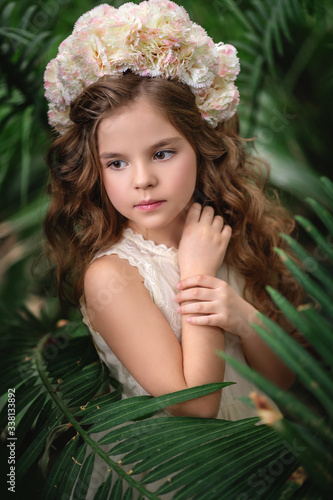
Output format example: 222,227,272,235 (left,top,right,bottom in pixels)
281,234,333,291
116,421,257,470
41,433,79,500
253,314,333,413
0,363,35,398
140,421,269,482
274,247,333,316
122,488,134,500
59,361,108,406
217,350,333,444
251,0,269,24
224,0,253,30
278,0,293,41
321,176,333,203
302,306,333,353
53,443,88,500
165,442,286,499
80,383,230,433
16,406,62,480
247,8,265,34
72,452,96,500
0,378,41,430
0,1,16,24
93,471,113,500
15,392,48,444
306,197,333,235
111,477,123,499
266,287,333,366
